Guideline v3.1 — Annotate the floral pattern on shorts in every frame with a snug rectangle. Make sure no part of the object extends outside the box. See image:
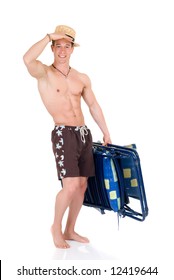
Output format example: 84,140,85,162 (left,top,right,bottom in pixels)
54,125,66,179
